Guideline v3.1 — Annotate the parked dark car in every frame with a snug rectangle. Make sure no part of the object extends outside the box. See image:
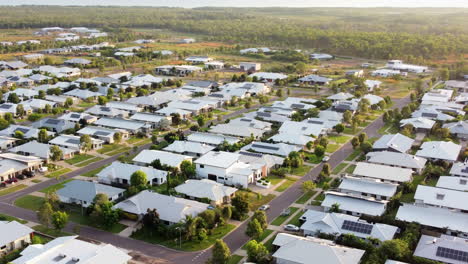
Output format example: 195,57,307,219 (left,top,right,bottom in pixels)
24,171,35,177
0,182,6,188
5,178,18,184
17,175,26,180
